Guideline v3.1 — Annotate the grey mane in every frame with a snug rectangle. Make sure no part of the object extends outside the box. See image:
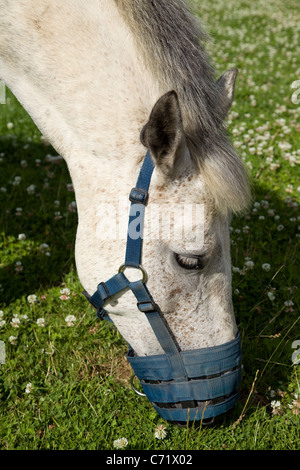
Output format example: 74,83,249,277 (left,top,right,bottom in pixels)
115,0,251,213
116,0,222,141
